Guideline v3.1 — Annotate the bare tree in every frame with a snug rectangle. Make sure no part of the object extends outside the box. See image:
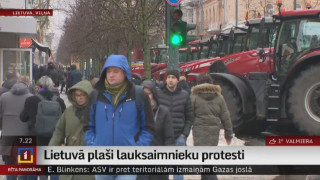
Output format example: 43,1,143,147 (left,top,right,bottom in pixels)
56,0,165,79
